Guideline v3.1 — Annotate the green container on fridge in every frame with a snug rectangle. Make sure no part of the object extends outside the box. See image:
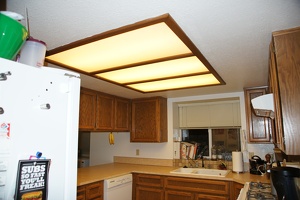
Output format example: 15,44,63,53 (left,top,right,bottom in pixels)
0,13,28,60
